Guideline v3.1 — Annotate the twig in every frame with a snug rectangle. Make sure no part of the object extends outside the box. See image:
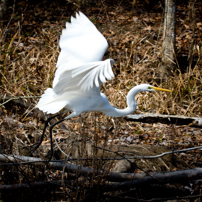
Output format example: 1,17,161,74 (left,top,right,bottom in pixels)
92,145,136,170
1,144,202,163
